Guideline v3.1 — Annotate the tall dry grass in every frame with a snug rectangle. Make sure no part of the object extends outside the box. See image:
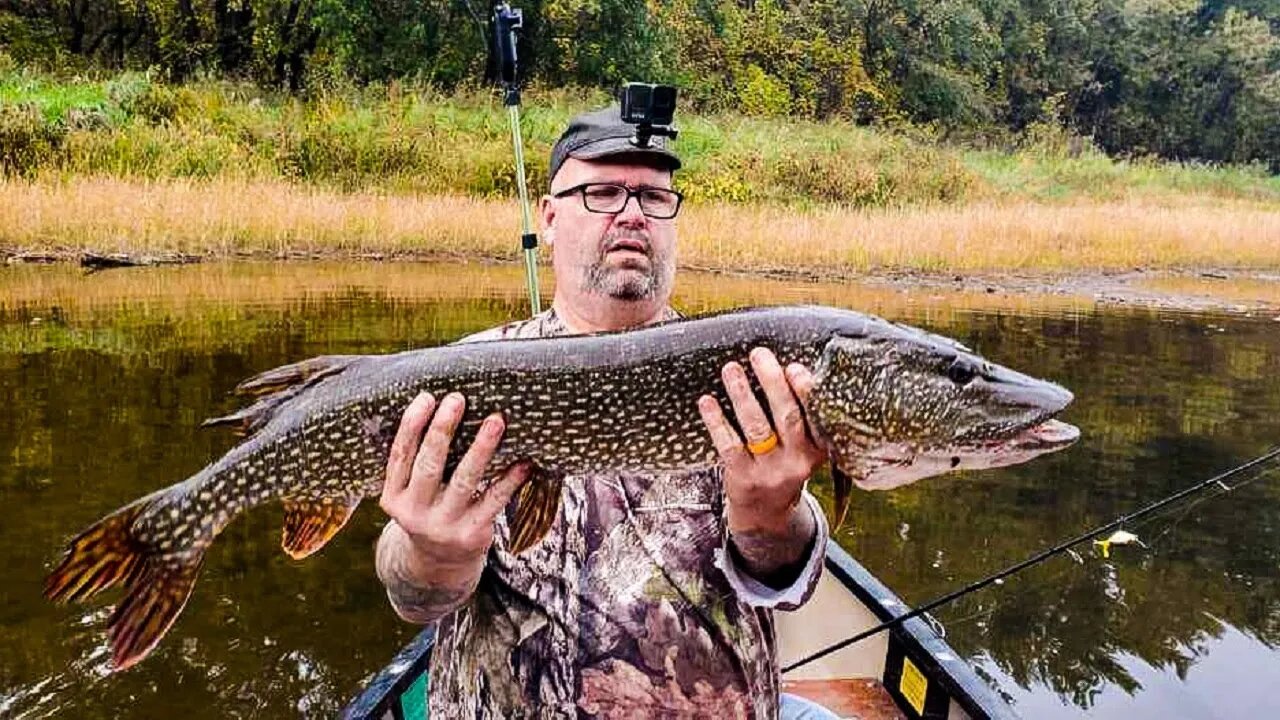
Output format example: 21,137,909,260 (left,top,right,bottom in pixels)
3,177,1278,274
682,199,1280,272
